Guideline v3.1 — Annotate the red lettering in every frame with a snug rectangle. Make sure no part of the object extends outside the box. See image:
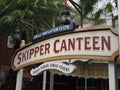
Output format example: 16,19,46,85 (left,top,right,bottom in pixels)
29,48,34,59
76,37,83,50
22,52,26,61
45,43,50,54
68,38,75,50
26,50,29,60
54,39,59,53
85,37,91,50
17,53,21,65
40,45,44,55
102,36,111,50
93,36,100,50
34,46,39,57
60,40,67,51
